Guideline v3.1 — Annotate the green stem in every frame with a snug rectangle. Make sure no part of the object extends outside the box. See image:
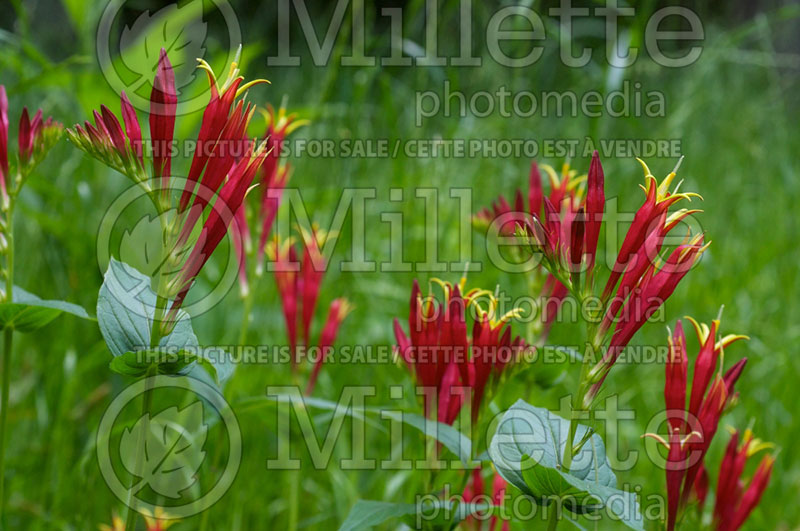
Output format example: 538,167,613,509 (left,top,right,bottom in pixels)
0,328,12,519
124,370,155,531
0,196,15,519
547,500,559,530
562,331,600,473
